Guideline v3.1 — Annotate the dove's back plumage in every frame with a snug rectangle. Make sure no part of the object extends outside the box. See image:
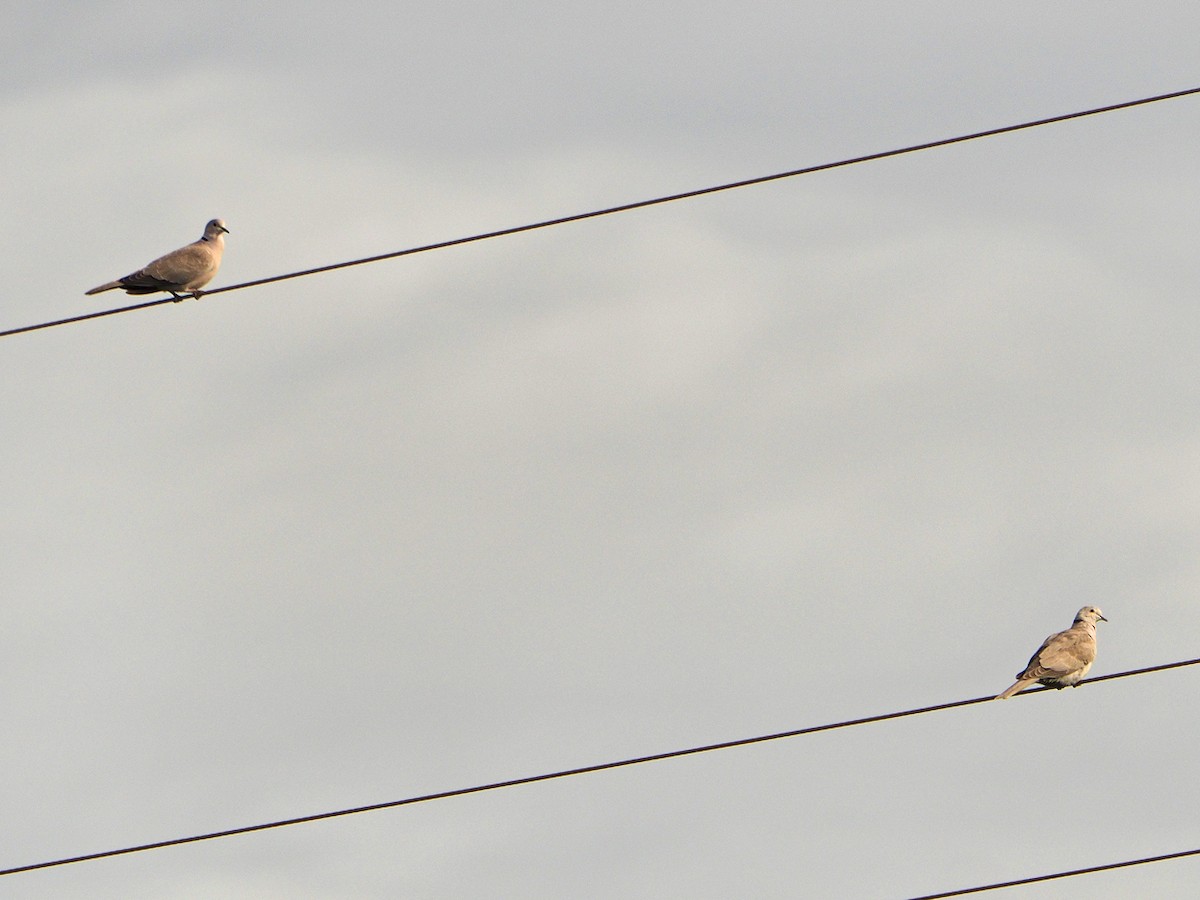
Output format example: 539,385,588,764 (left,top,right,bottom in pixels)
86,219,229,298
995,606,1106,700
